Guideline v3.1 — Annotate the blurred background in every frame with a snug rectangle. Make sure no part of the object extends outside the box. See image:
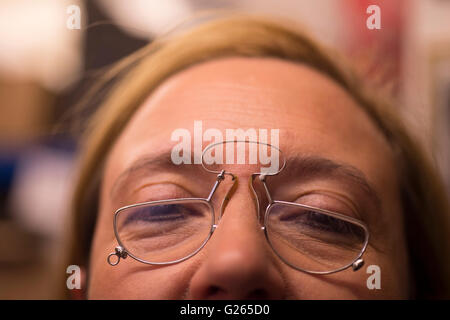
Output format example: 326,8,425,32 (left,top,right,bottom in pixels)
0,0,449,299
